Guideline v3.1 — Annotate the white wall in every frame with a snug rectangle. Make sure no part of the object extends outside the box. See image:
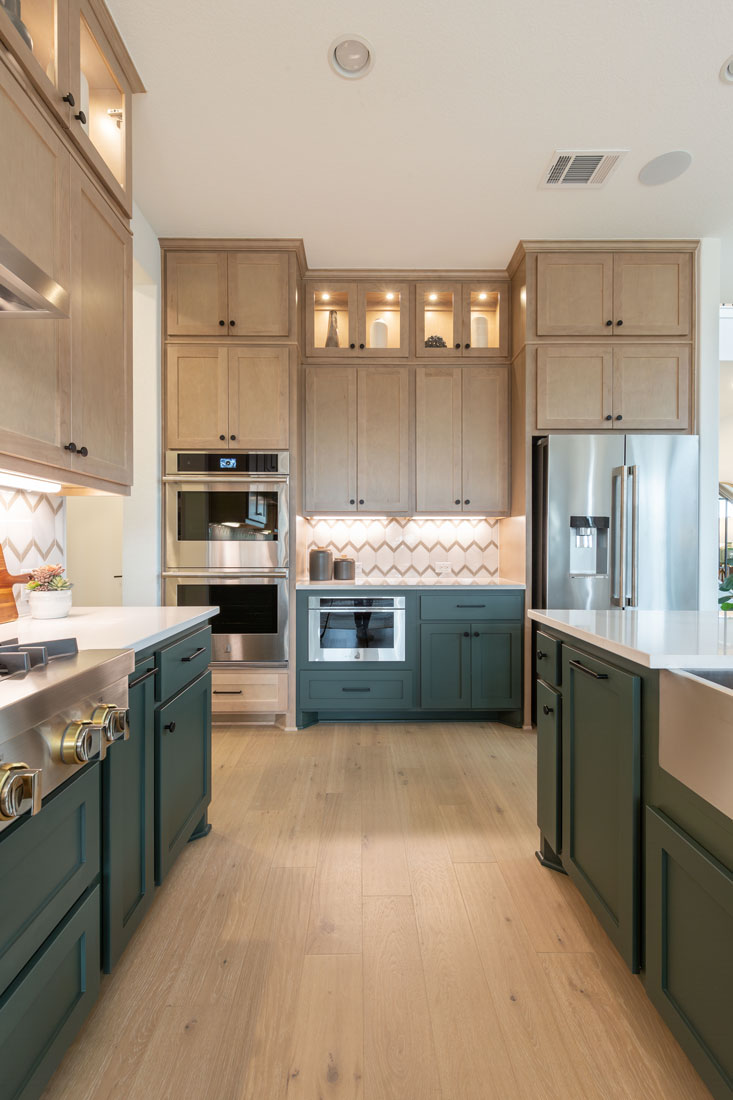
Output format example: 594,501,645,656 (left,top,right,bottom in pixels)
698,238,721,610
